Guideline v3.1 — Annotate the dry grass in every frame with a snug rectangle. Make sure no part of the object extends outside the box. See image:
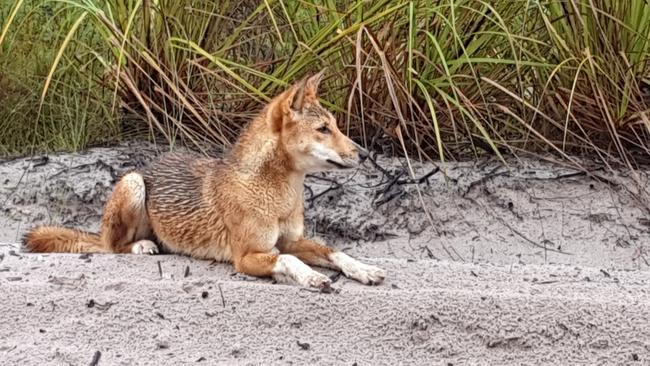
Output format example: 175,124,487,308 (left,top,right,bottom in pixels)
1,0,649,169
